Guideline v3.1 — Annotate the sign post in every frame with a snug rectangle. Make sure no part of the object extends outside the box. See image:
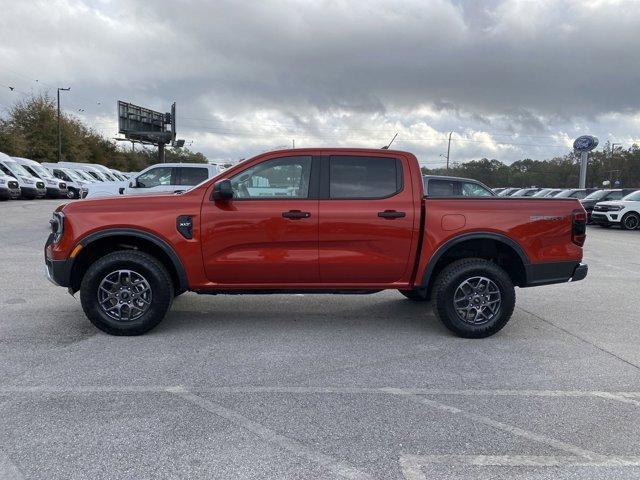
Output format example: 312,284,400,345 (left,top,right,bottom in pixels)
573,135,598,189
